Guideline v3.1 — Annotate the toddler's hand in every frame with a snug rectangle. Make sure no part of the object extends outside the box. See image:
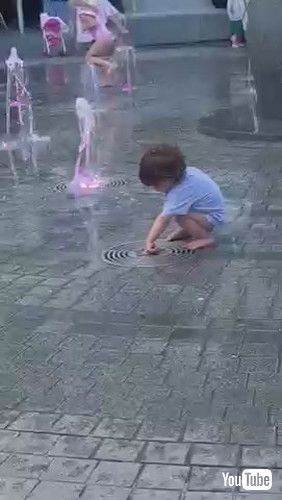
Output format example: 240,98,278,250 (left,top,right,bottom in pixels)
145,240,159,255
